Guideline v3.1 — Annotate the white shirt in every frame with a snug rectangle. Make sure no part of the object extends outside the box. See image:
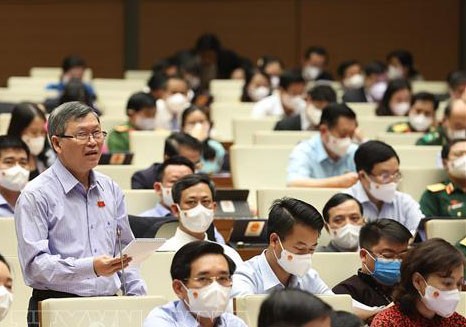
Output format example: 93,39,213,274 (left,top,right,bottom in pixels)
231,251,332,298
157,227,243,267
251,94,285,118
155,99,179,131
